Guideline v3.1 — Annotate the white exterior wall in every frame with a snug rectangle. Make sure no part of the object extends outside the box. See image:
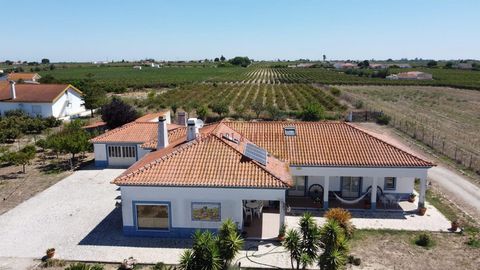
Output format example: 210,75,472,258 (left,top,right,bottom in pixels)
0,102,53,117
95,143,152,167
136,145,151,159
290,166,427,195
121,186,285,230
52,88,86,118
